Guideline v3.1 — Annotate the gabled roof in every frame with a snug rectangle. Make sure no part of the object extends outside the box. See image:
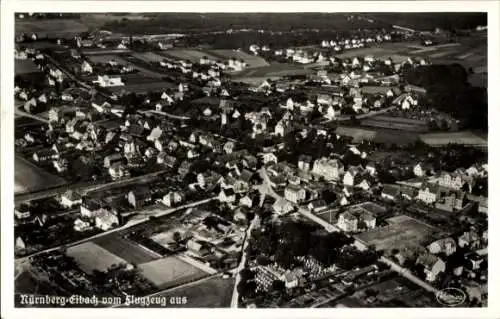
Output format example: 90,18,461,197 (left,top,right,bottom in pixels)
416,252,441,269
382,184,400,197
